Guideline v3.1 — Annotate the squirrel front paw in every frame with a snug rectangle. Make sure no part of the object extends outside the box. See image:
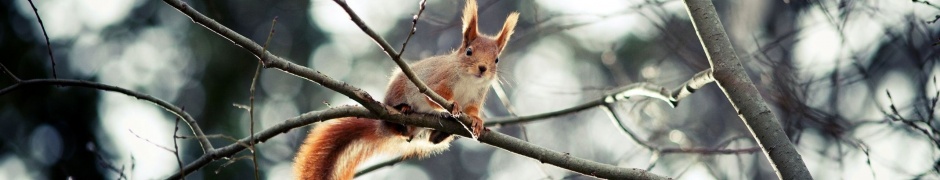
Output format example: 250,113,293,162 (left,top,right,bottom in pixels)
469,116,484,138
